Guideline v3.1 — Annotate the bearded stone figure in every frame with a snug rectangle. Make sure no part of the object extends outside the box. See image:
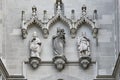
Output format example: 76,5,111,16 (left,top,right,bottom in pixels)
77,32,91,69
30,32,42,58
77,33,90,57
52,28,67,71
52,28,65,56
29,32,42,69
